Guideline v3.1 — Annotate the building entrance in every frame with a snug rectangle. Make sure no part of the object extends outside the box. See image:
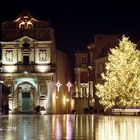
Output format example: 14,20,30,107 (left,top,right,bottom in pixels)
22,92,31,112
